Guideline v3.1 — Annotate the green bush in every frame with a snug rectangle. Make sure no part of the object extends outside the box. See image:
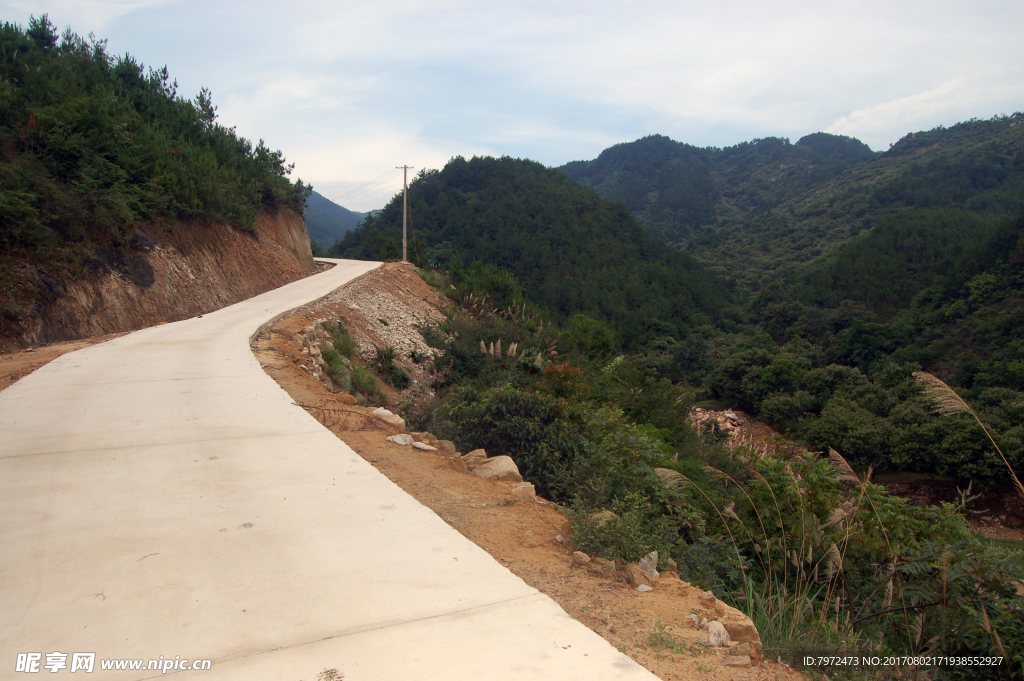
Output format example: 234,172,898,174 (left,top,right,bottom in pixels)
442,386,581,497
569,493,680,563
321,320,383,405
373,346,410,389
